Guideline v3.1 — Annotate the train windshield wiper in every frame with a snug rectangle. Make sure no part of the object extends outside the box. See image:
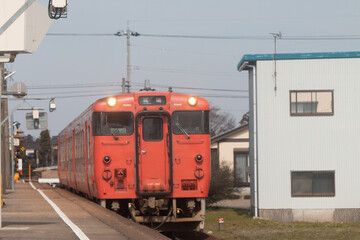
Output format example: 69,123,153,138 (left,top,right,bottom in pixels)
176,122,190,140
106,121,119,140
